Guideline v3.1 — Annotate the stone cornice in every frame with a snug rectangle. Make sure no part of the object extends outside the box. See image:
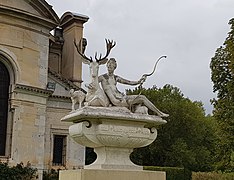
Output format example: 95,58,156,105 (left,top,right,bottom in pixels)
28,0,60,24
48,68,86,93
0,2,59,30
14,84,53,97
60,12,89,29
49,95,70,100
